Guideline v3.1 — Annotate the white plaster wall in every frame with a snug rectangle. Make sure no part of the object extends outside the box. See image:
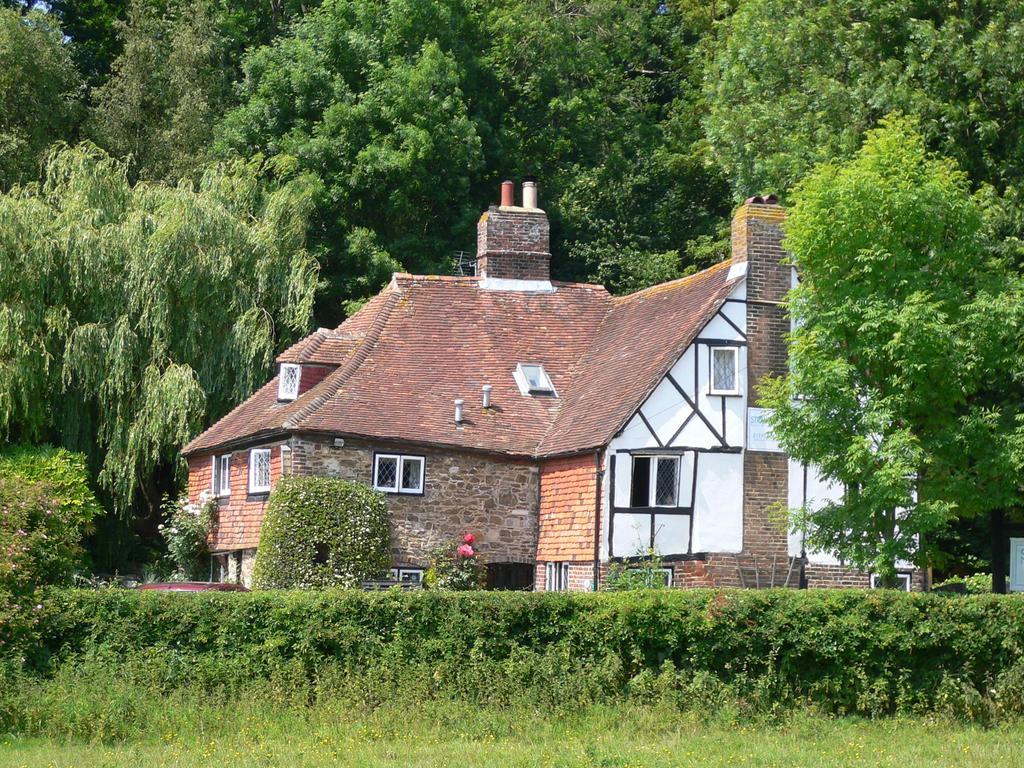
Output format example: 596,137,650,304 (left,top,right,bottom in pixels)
602,282,747,559
787,459,844,565
691,451,744,553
